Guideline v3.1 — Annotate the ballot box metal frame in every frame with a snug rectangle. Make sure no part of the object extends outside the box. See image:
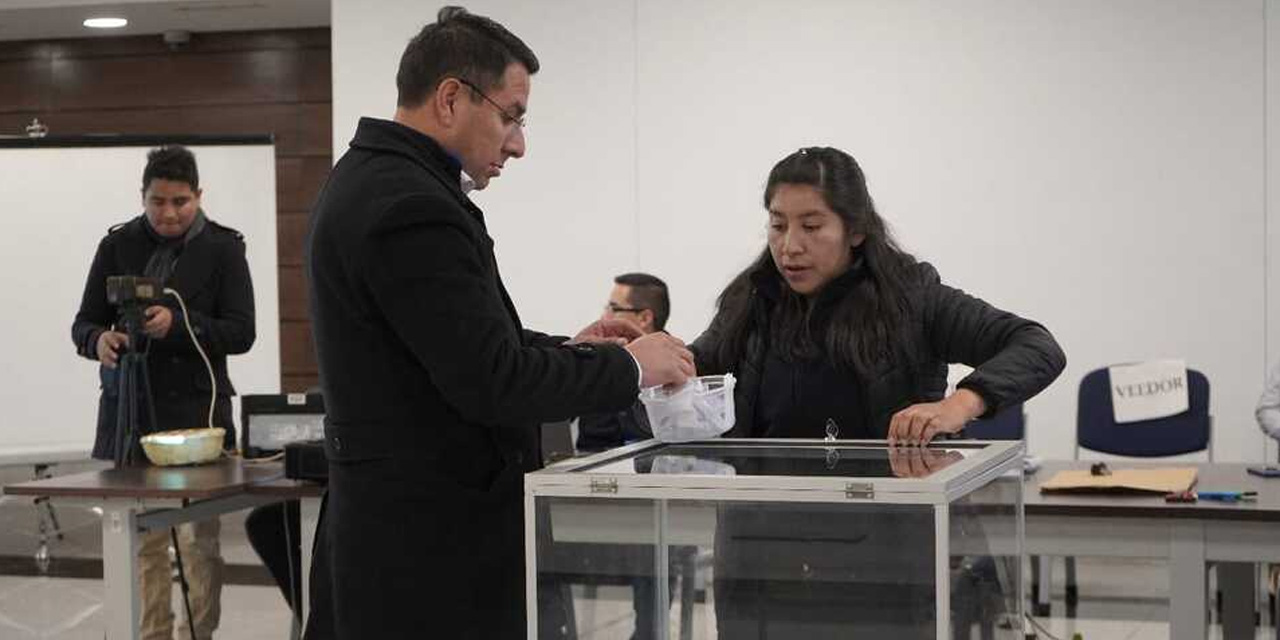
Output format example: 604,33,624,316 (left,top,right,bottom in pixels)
524,438,1025,640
